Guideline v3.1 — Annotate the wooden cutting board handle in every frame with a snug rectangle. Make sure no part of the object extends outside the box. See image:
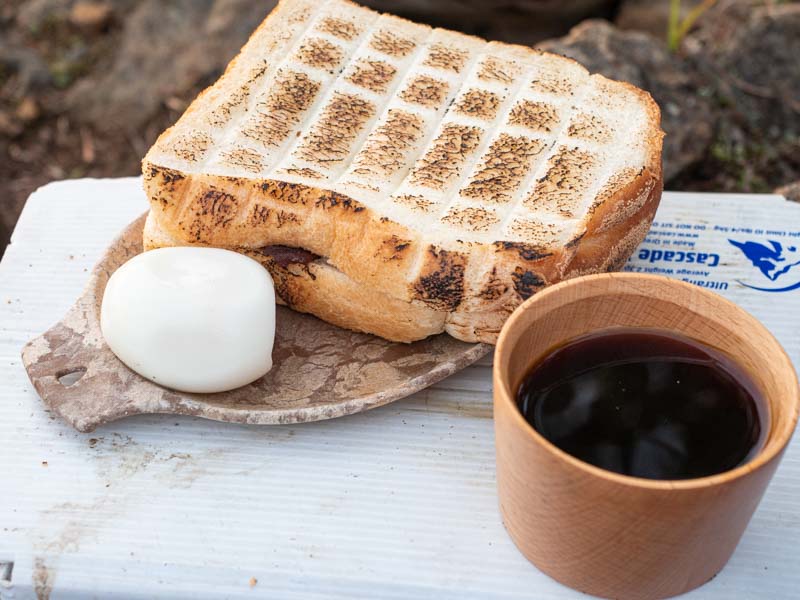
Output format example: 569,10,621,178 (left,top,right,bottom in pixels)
21,213,489,432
